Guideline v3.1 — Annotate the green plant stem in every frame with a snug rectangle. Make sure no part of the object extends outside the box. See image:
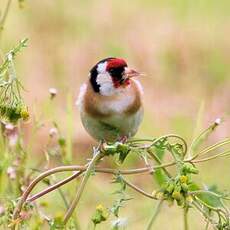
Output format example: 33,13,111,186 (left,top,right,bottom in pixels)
191,150,230,164
192,201,217,229
189,190,230,201
63,150,104,224
147,134,188,155
147,149,171,178
190,138,230,160
189,121,219,156
184,207,189,230
205,221,209,230
146,200,163,230
0,0,12,40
